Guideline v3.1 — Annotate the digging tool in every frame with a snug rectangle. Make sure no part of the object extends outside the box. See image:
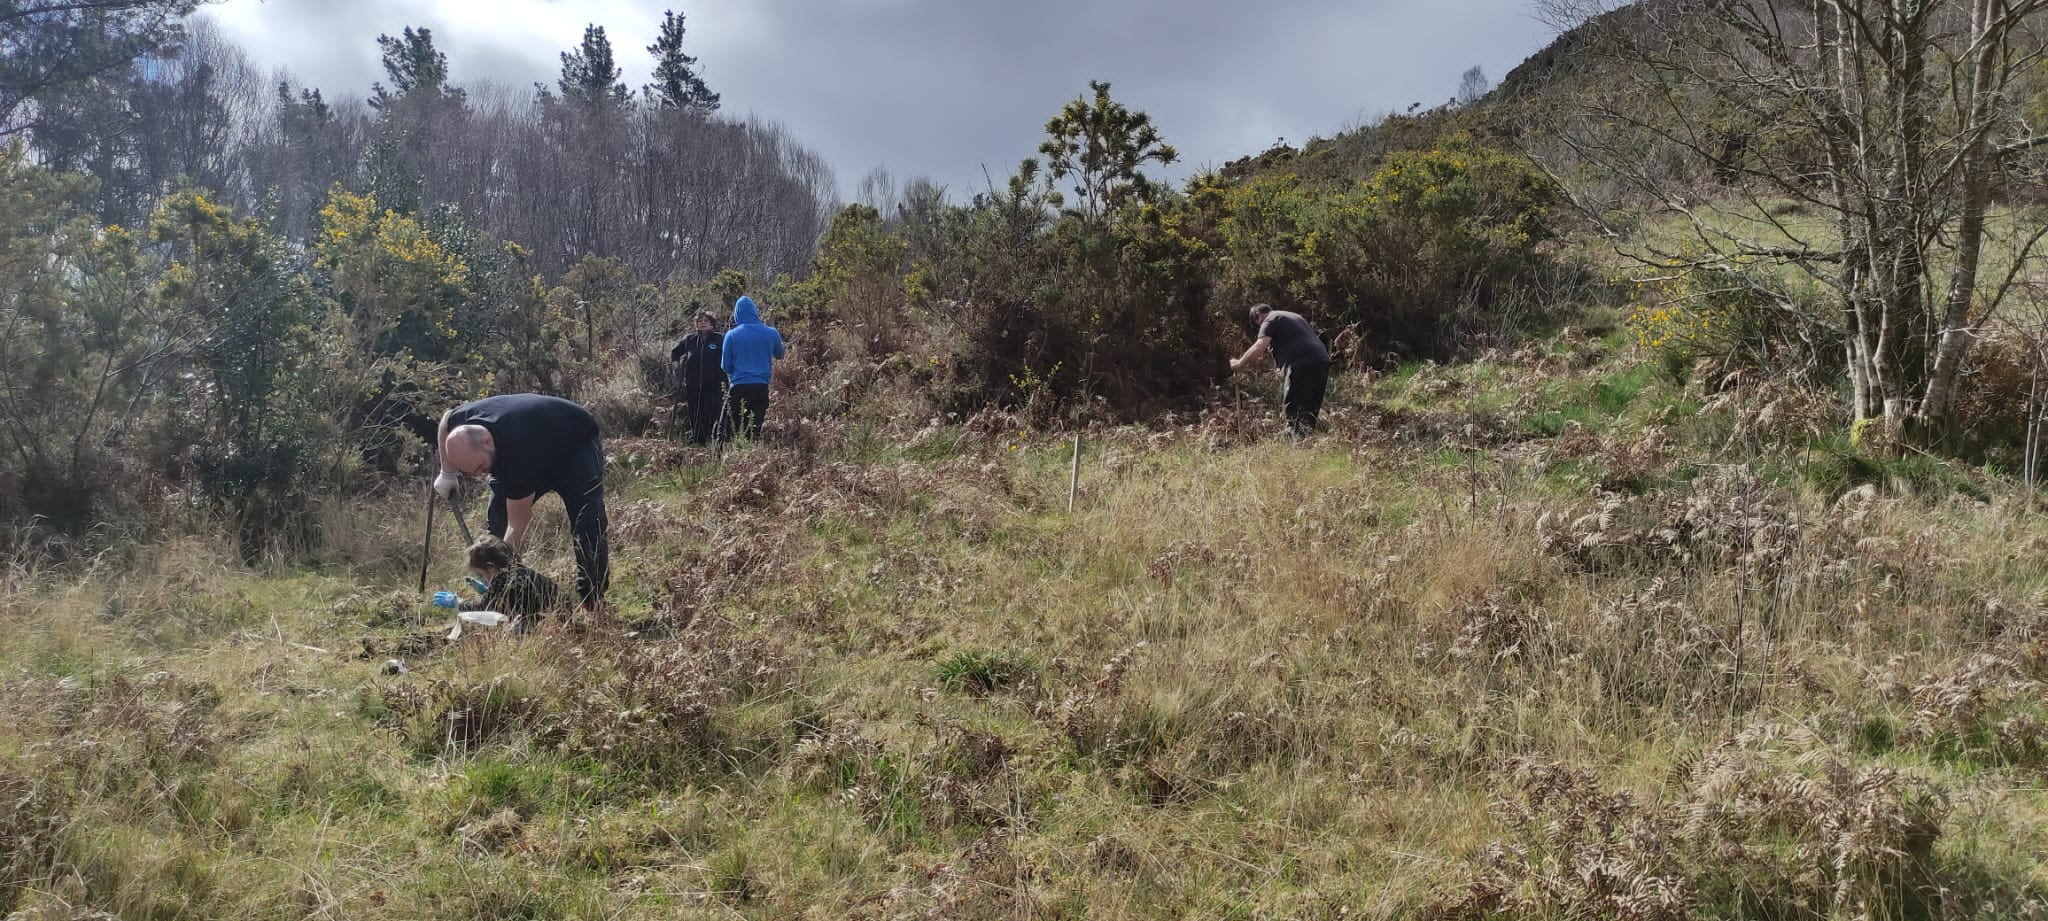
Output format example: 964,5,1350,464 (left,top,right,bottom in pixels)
445,489,476,545
418,485,436,593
